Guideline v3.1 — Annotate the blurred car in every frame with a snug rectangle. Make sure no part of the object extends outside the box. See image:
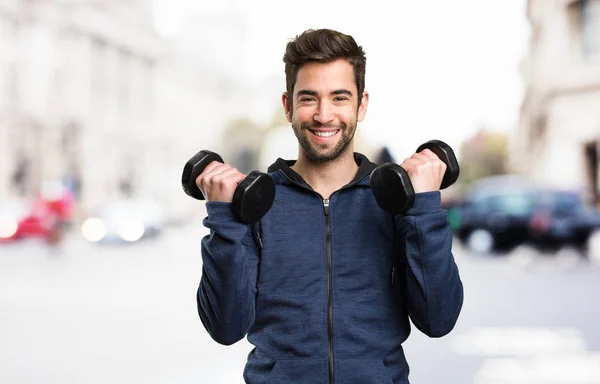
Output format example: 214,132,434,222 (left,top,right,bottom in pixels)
81,199,165,244
452,175,600,255
528,189,600,251
451,175,544,253
0,198,59,243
